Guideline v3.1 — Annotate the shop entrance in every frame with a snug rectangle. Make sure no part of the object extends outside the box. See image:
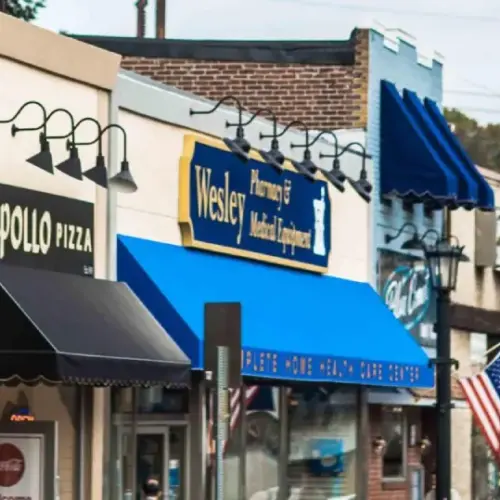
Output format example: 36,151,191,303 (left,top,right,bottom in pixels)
118,421,188,500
